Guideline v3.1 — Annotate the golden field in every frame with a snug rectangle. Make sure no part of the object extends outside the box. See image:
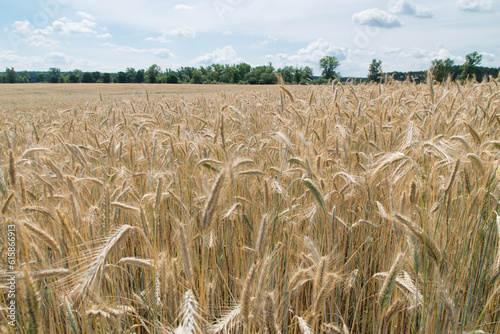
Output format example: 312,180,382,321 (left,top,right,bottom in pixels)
1,79,500,334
